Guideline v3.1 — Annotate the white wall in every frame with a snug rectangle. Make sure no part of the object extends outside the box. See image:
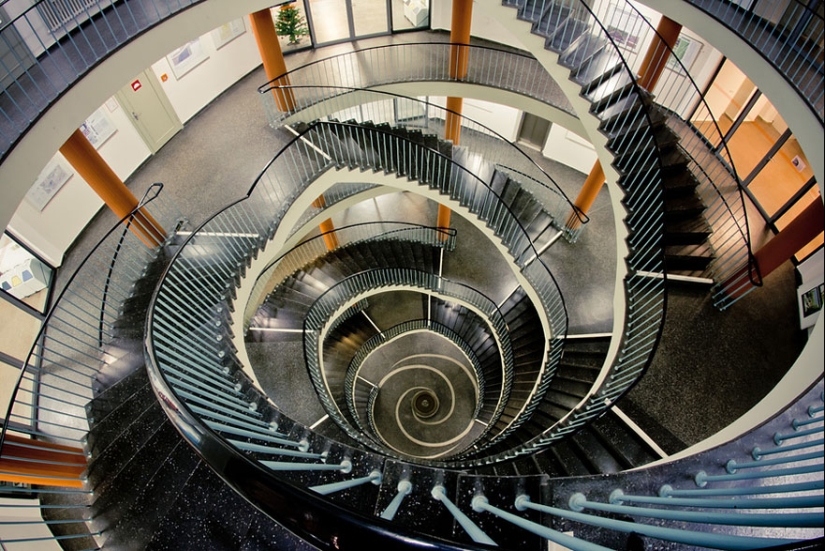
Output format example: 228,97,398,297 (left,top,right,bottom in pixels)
543,123,598,174
150,19,261,124
6,17,263,266
429,96,522,141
